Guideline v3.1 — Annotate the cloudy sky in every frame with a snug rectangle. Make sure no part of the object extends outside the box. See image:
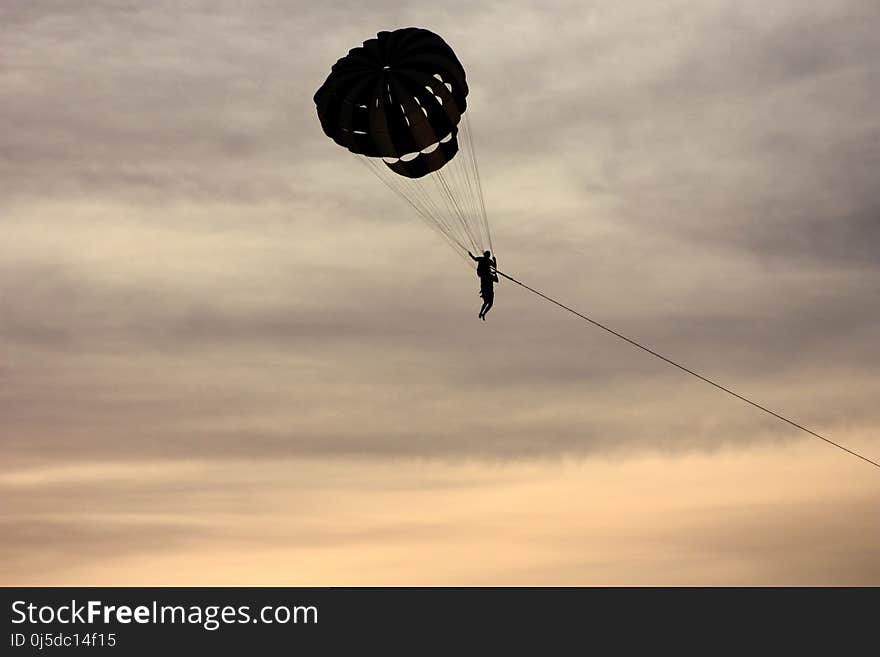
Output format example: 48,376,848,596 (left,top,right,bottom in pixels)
2,0,879,585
